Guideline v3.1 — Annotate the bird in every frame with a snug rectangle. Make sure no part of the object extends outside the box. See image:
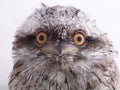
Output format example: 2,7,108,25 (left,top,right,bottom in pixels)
9,4,120,90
